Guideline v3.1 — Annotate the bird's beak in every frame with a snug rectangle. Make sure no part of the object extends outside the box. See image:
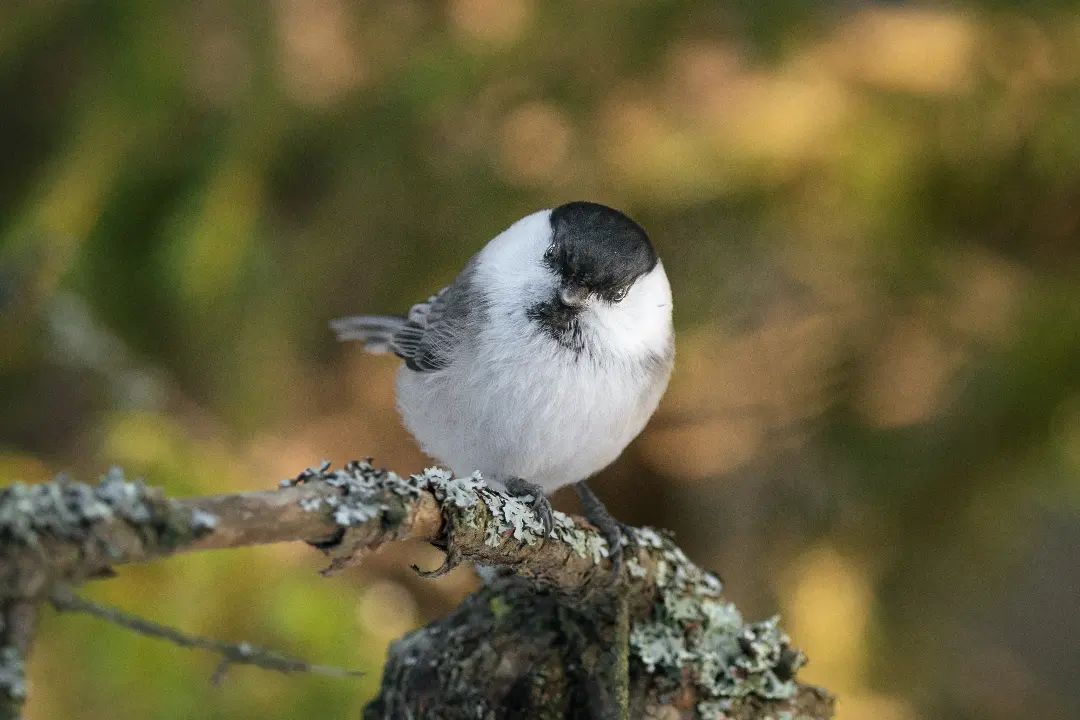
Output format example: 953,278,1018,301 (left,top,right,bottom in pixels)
559,284,589,308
